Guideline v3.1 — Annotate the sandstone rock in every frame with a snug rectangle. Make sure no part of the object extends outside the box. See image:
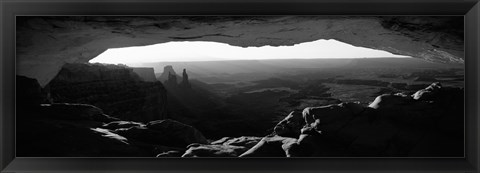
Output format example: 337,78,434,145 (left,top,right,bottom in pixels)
411,82,442,100
158,65,179,82
146,119,208,144
132,67,157,82
182,144,248,157
210,137,231,145
164,72,178,87
157,150,184,157
16,118,149,157
39,103,119,123
284,126,324,157
50,63,142,83
273,111,304,138
368,93,412,109
115,119,208,148
49,63,168,122
153,145,185,157
90,127,130,144
179,69,191,89
239,135,297,157
368,89,444,127
16,16,464,87
268,82,464,157
211,136,262,149
302,102,365,135
102,121,145,129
